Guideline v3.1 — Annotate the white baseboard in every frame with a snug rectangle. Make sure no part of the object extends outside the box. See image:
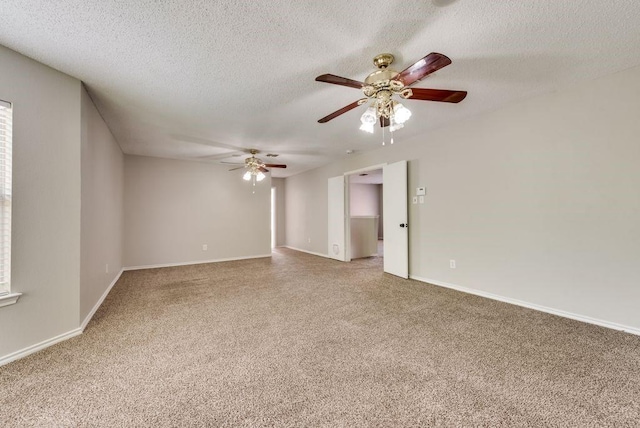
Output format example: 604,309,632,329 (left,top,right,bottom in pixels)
0,328,83,367
124,253,272,271
283,246,329,259
81,268,124,330
1,268,126,367
410,275,640,337
2,254,276,367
